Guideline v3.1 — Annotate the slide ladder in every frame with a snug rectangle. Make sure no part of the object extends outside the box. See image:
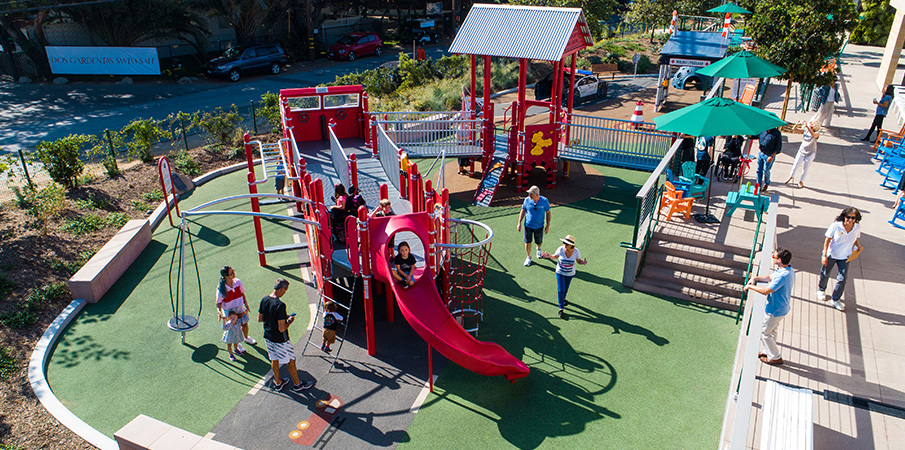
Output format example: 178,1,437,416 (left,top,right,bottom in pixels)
302,277,356,370
370,213,529,381
472,153,509,207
